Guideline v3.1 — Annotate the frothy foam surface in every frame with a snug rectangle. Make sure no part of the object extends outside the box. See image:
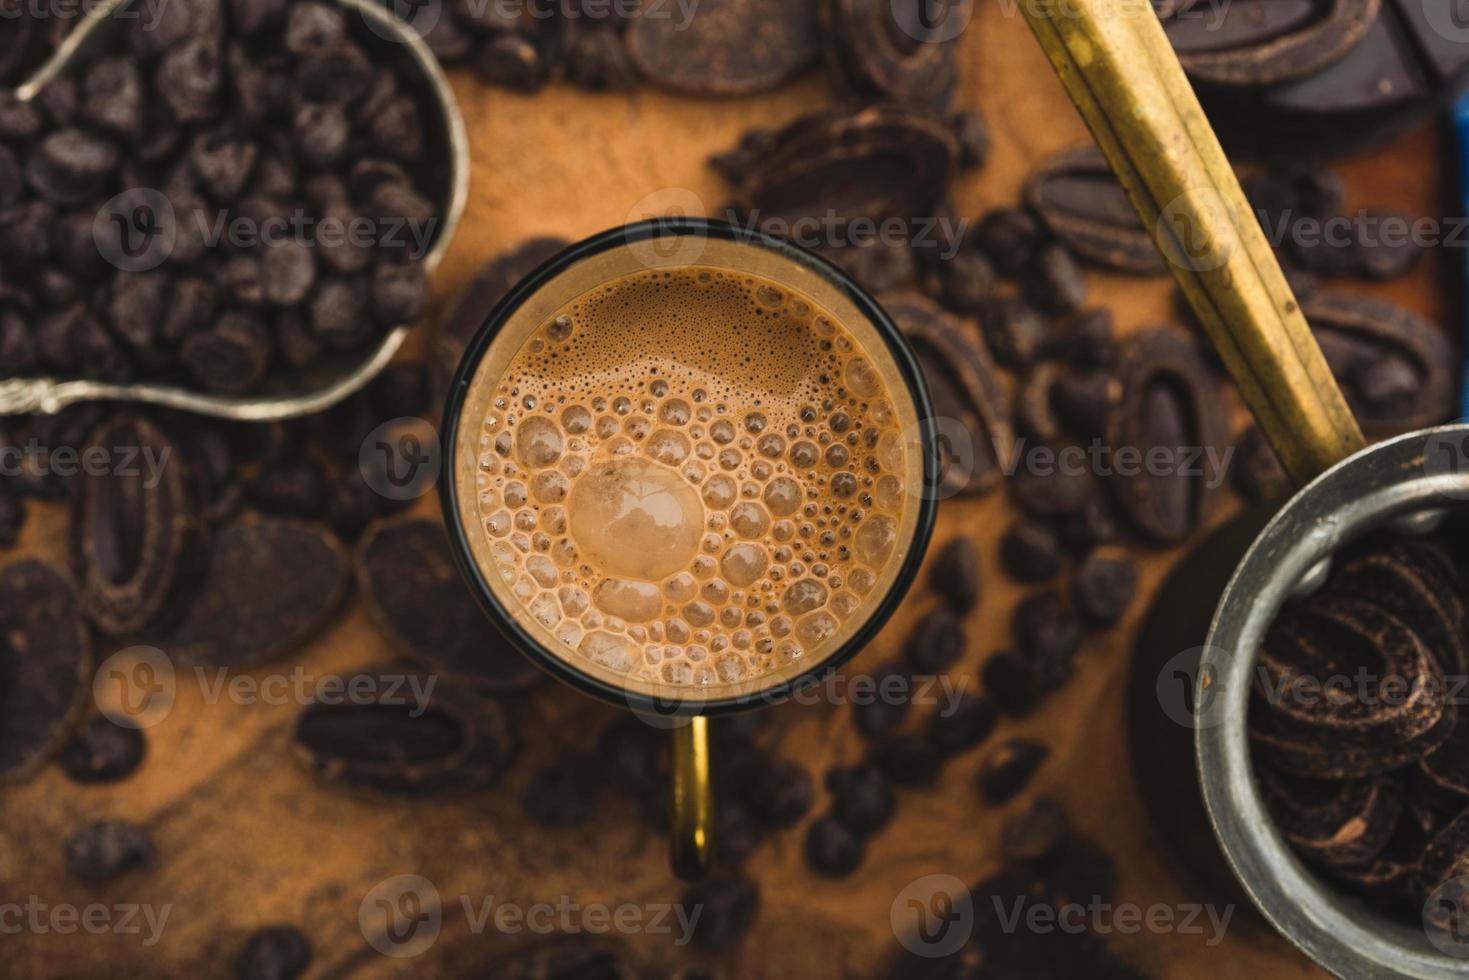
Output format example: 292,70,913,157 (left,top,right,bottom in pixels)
473,267,909,689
